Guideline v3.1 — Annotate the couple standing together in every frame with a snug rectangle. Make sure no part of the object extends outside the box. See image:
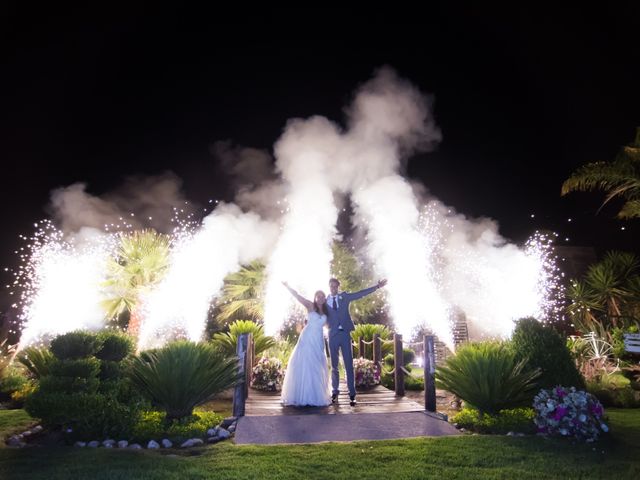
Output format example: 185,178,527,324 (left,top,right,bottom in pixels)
280,277,387,407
